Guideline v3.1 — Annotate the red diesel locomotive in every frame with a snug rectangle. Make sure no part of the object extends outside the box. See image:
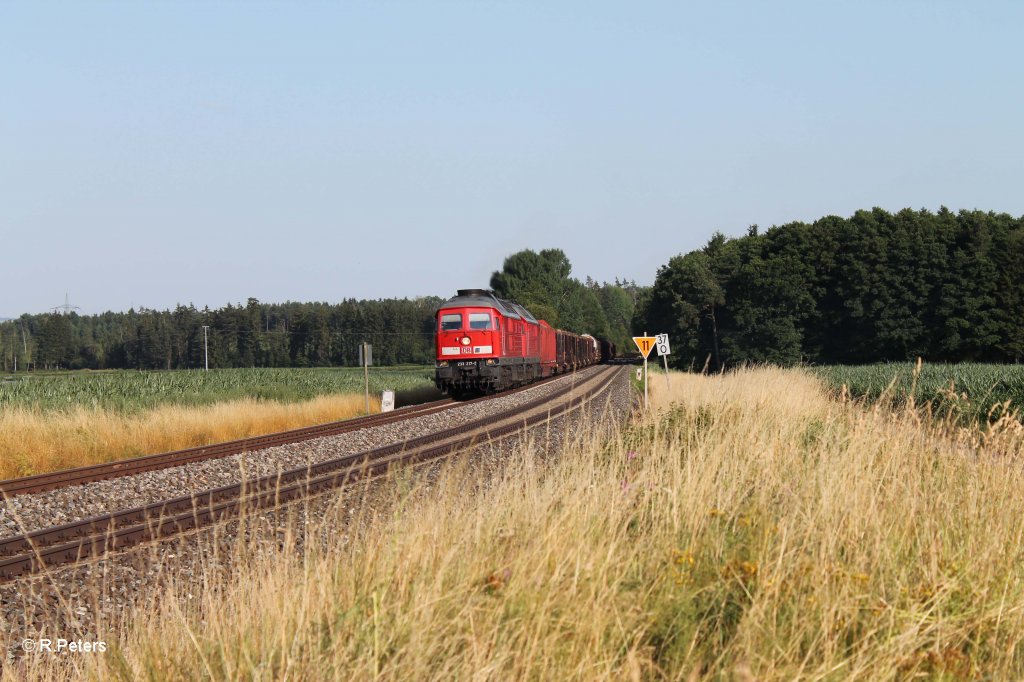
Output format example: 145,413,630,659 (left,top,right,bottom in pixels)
434,289,600,395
